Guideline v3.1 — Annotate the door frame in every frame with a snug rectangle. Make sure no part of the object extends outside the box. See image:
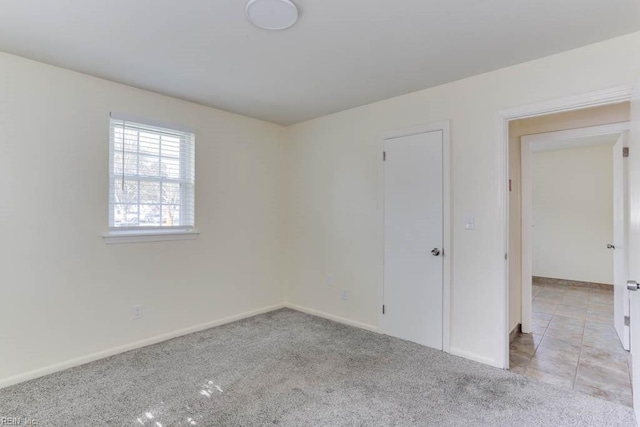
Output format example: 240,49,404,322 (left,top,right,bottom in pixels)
520,122,630,335
497,86,633,369
379,121,452,353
